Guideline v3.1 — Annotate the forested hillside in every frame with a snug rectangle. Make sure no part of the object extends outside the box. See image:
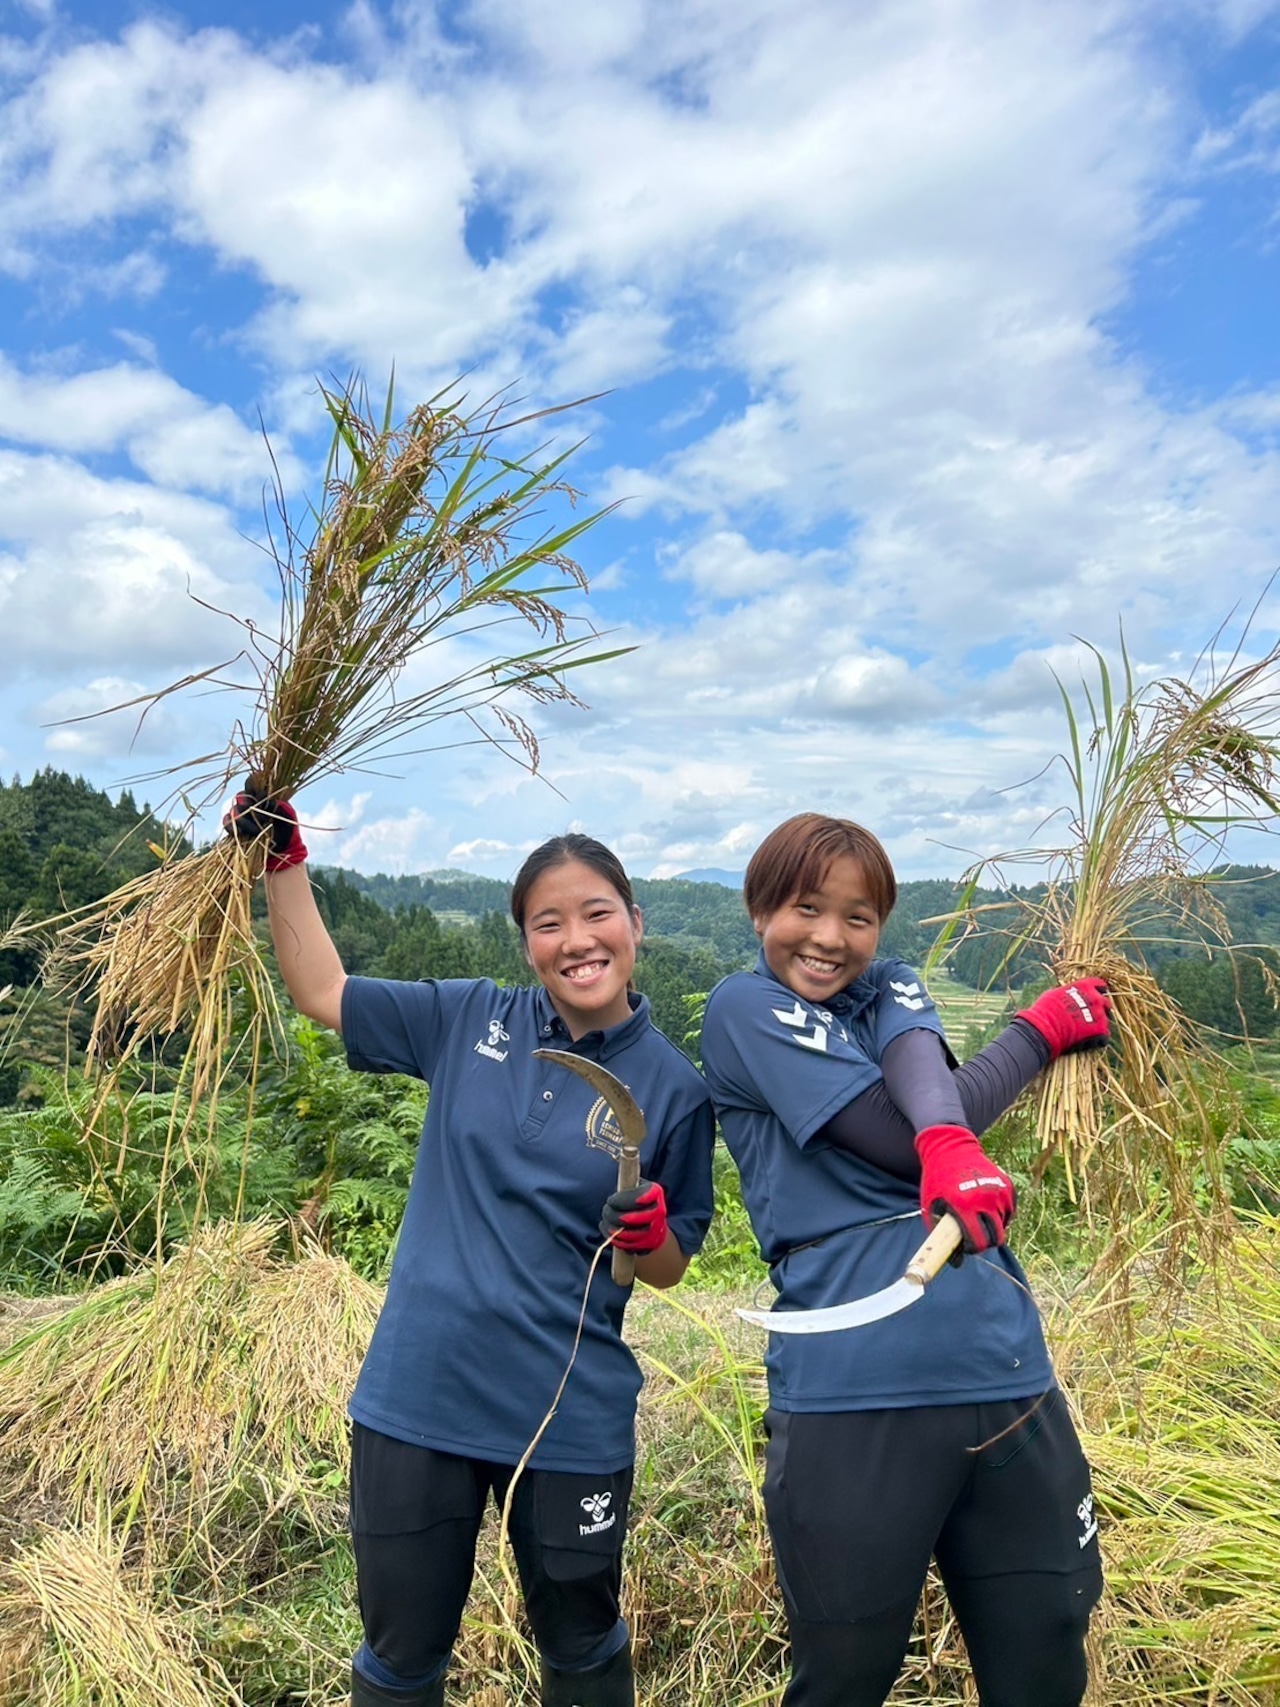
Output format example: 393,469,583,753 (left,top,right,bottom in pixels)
0,771,180,982
2,772,1279,1105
